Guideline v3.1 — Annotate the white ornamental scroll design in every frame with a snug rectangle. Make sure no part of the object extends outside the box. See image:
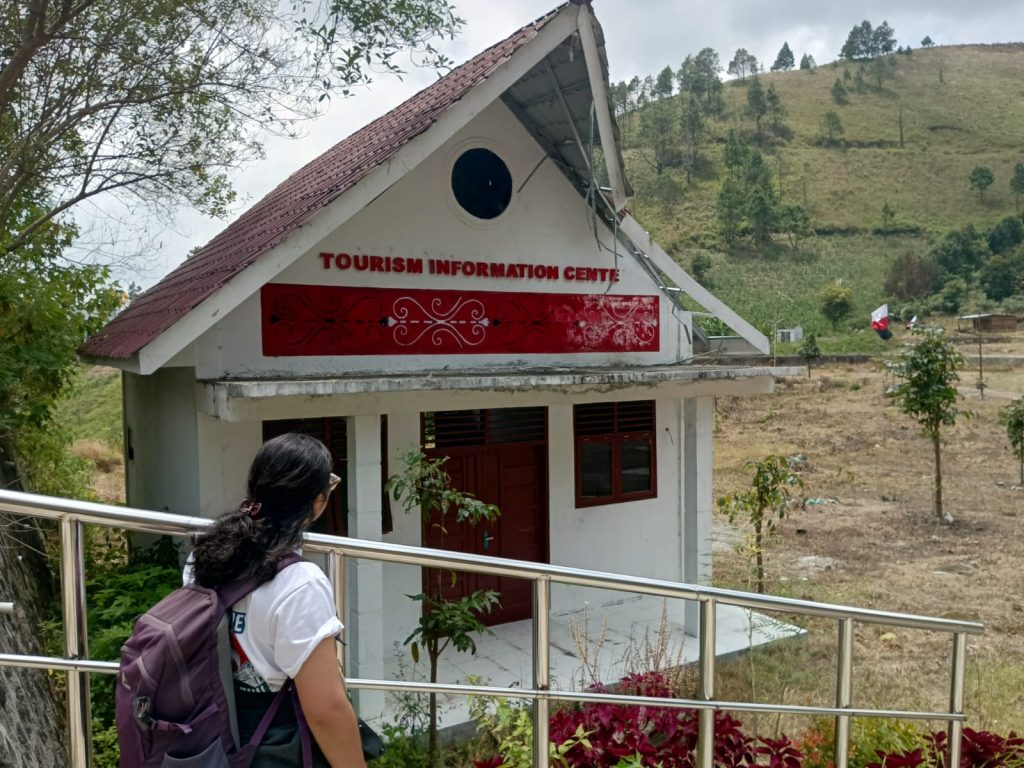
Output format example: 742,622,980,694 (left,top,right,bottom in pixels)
578,296,659,348
390,296,490,348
